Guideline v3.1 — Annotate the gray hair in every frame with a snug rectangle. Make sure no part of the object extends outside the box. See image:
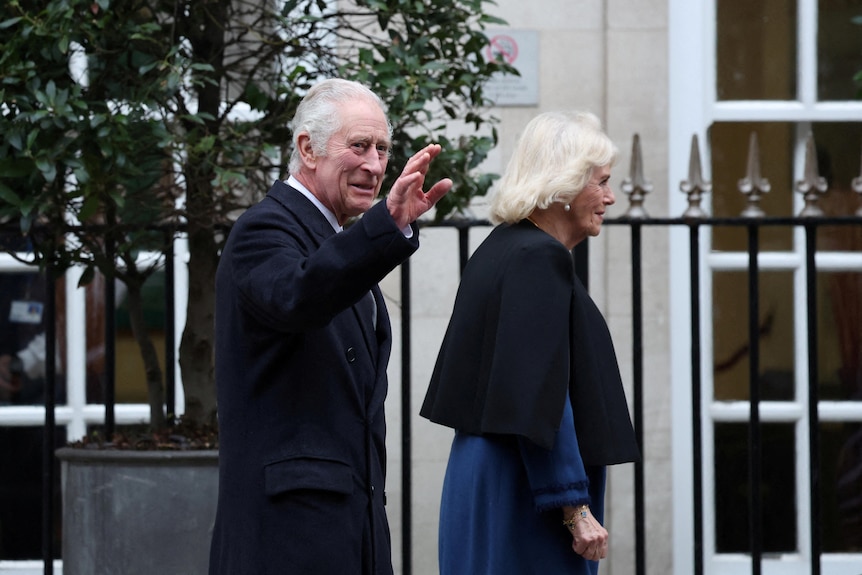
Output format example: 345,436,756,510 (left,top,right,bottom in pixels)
489,111,618,224
287,78,392,174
